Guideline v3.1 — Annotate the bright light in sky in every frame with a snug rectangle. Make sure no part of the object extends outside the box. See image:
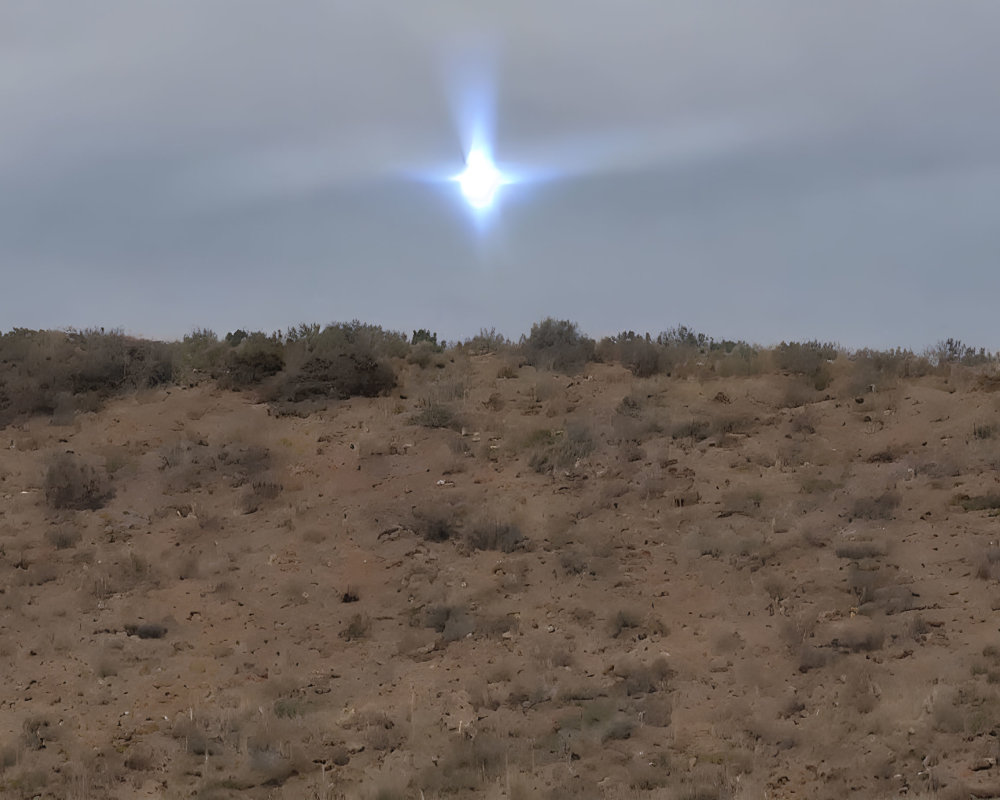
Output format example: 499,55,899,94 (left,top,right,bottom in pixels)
457,149,503,209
